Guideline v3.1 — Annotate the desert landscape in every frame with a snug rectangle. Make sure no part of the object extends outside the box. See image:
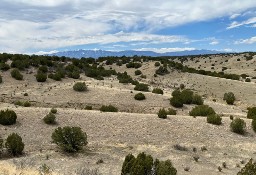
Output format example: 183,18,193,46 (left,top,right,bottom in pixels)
0,52,256,175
